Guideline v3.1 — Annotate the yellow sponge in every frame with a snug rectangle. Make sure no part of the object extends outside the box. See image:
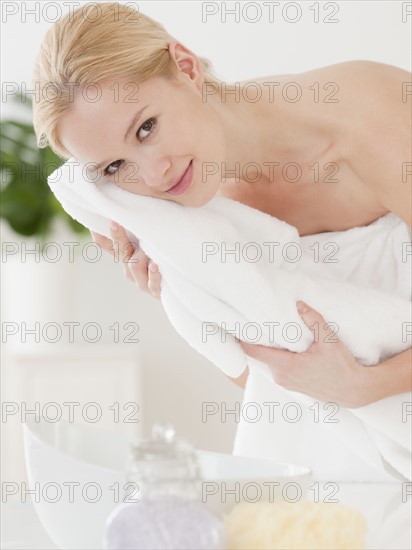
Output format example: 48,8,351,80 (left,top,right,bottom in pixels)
224,499,367,549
